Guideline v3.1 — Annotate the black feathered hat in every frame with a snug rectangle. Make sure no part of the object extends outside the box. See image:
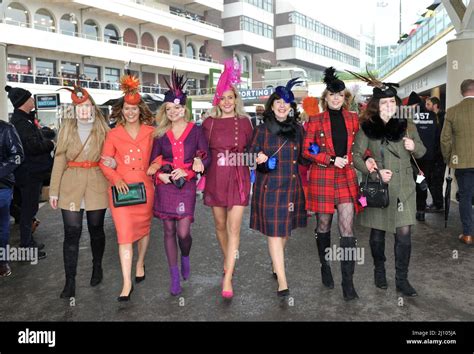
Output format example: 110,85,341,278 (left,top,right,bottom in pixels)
323,67,346,93
346,68,399,99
